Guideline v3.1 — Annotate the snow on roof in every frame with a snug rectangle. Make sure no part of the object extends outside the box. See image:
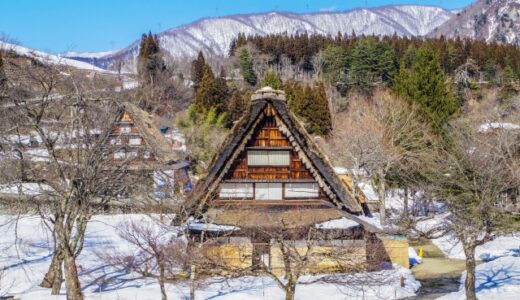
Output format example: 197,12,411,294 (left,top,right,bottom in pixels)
478,122,520,133
188,221,240,232
358,182,379,202
315,217,361,229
